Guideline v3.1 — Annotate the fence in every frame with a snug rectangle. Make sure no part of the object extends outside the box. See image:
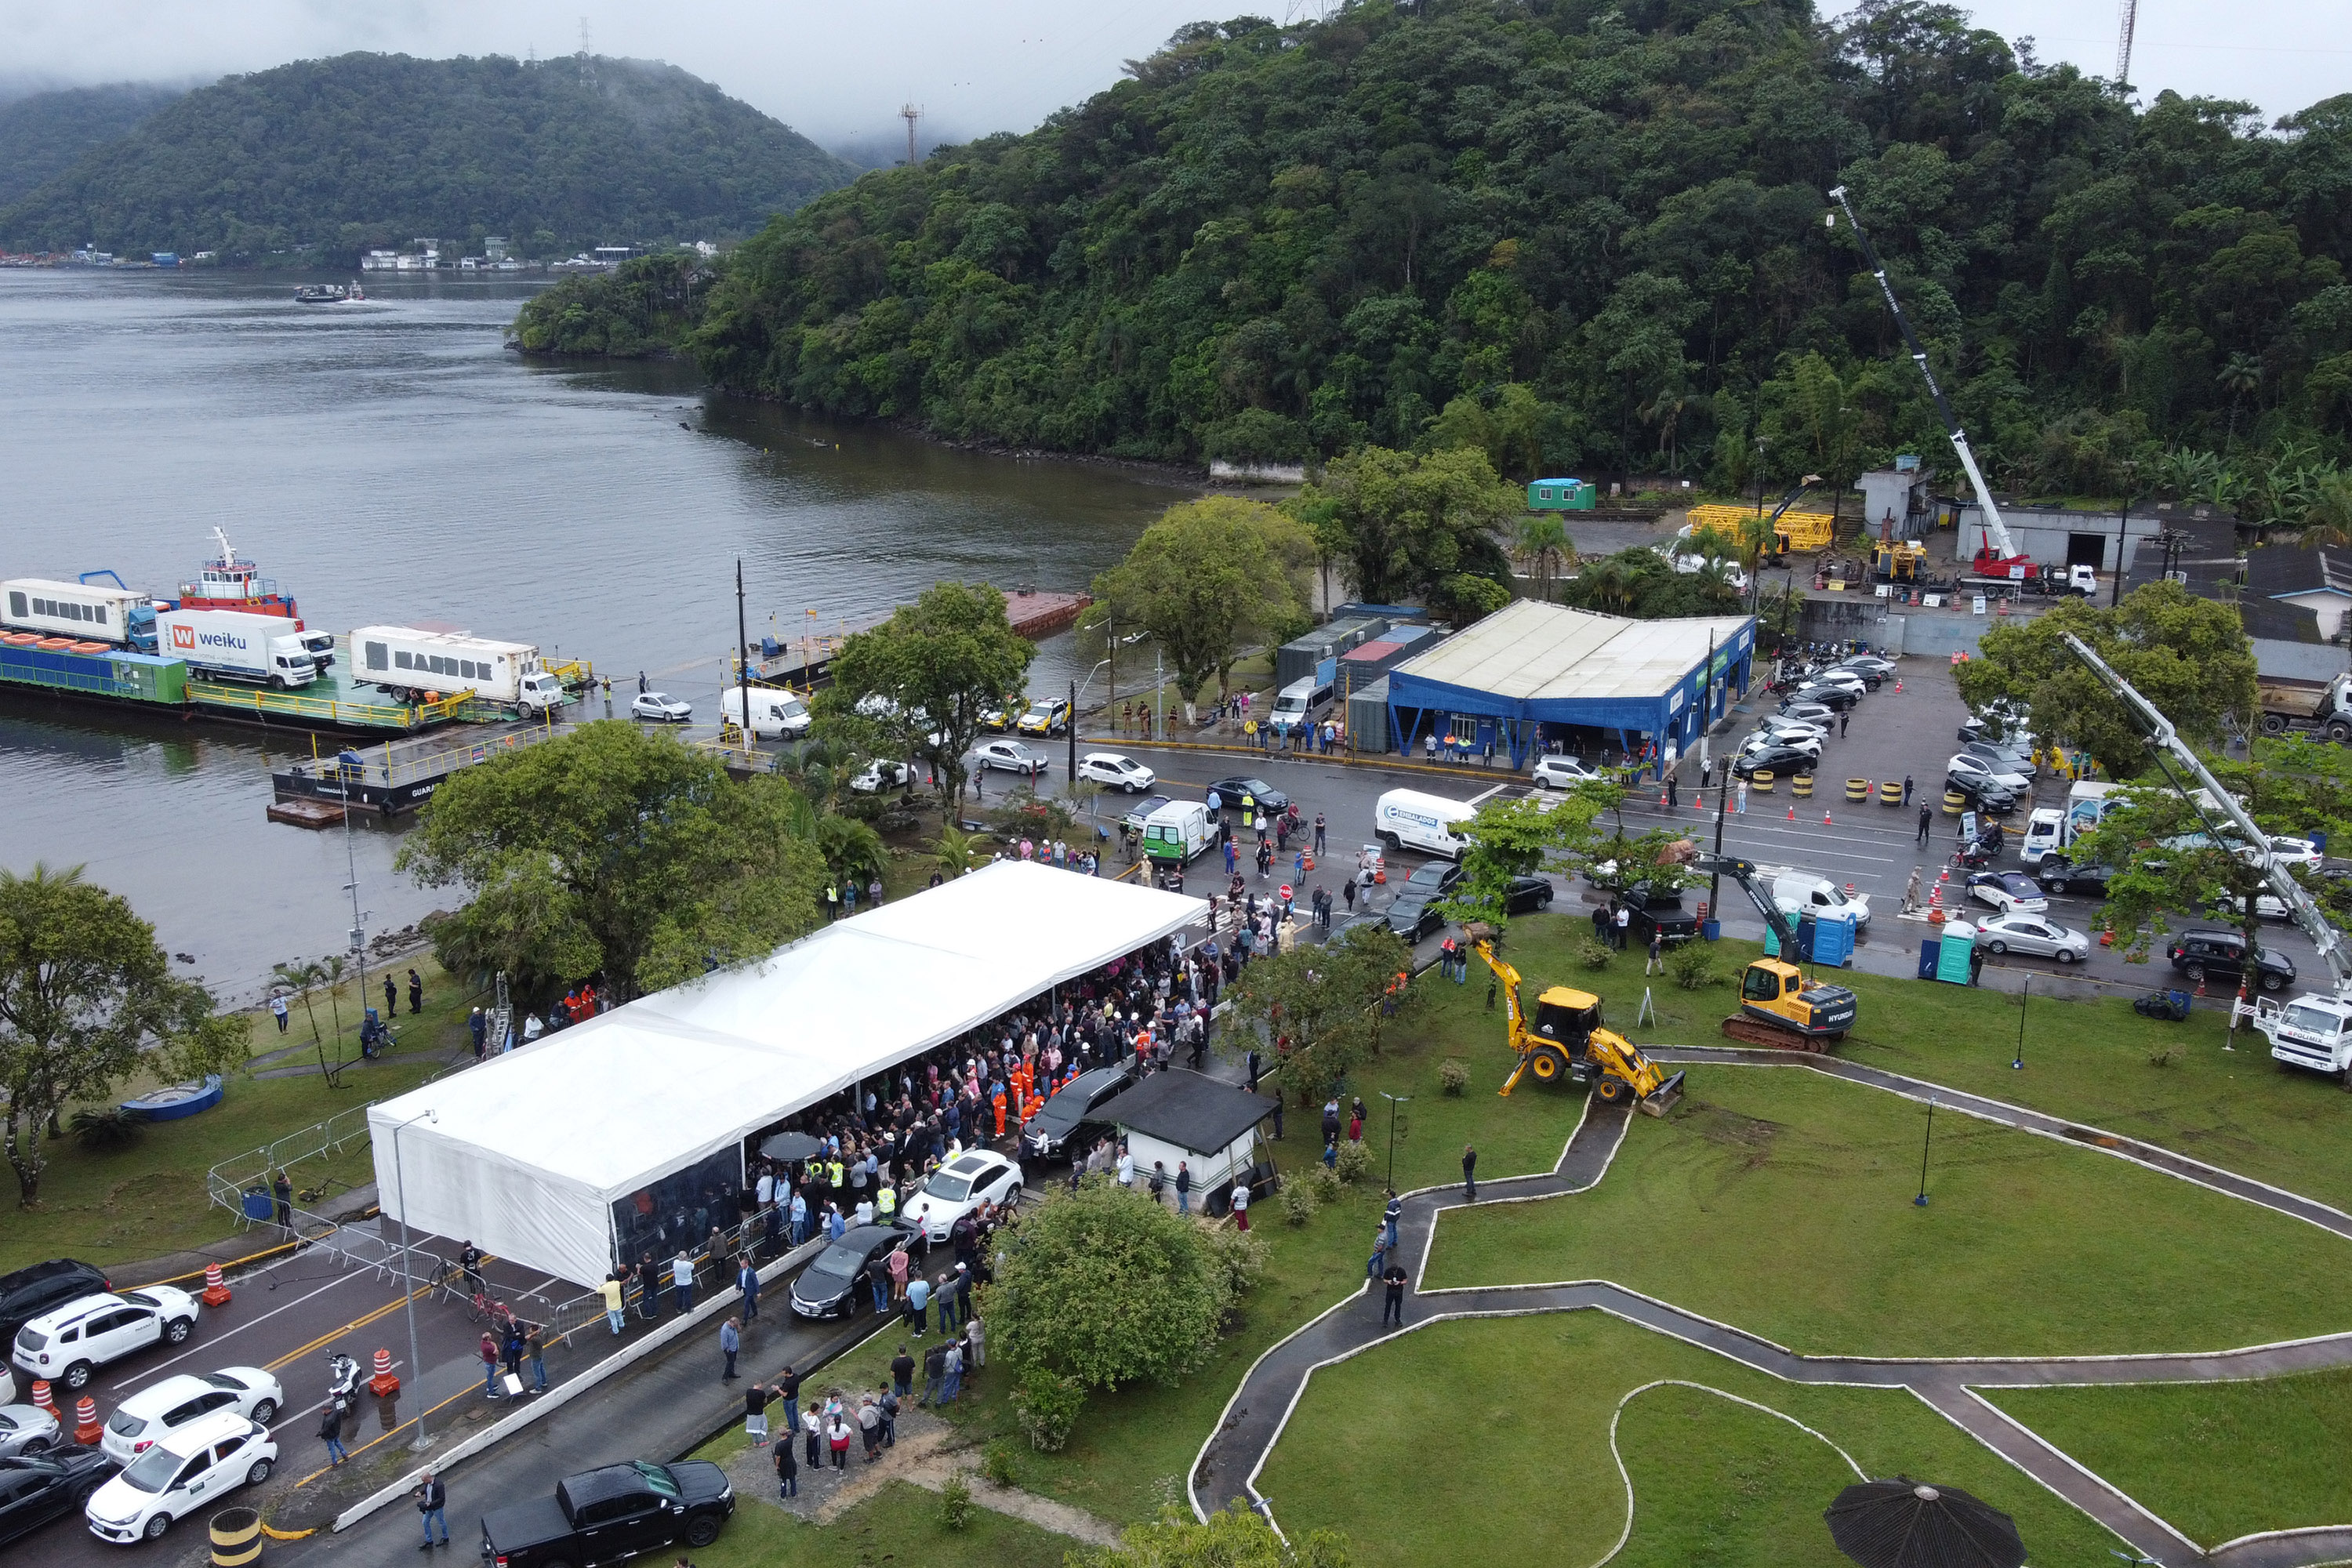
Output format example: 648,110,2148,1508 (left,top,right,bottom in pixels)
188,680,474,730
